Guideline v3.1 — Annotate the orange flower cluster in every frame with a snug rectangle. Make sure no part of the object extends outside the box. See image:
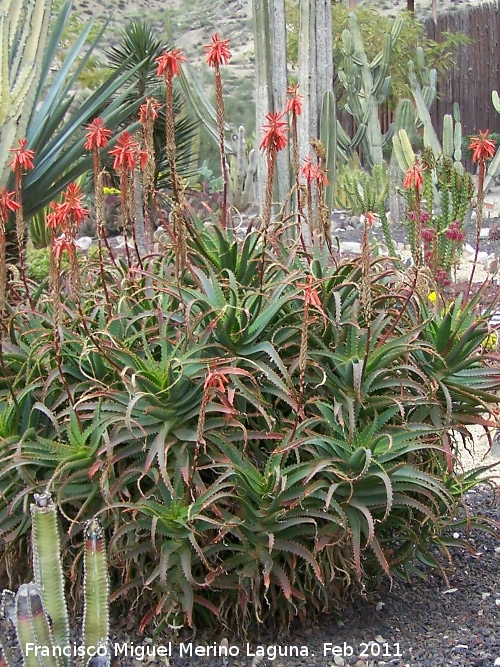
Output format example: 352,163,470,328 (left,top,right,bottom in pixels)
9,139,35,173
285,84,303,117
204,34,231,68
155,49,186,80
469,130,496,164
260,111,288,153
